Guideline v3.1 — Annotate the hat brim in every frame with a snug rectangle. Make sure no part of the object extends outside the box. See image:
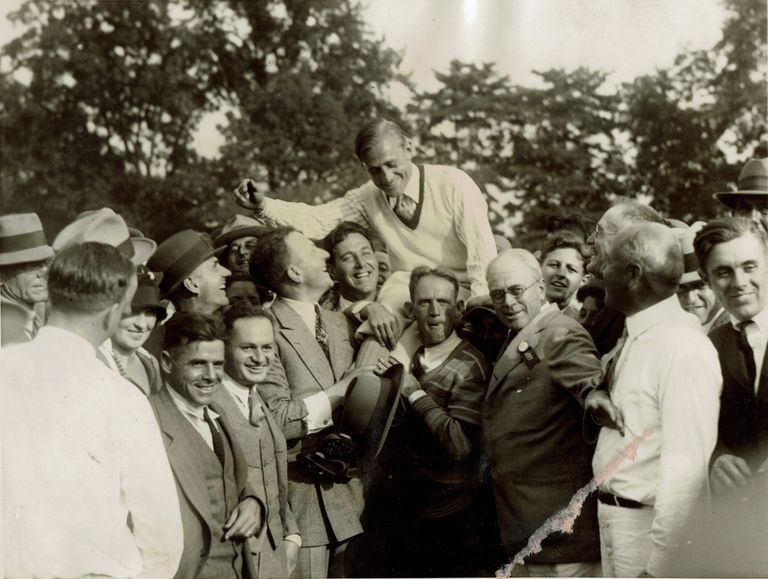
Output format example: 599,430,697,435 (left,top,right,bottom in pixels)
342,364,405,459
214,226,271,248
713,191,768,209
130,238,157,266
162,245,226,298
0,245,54,267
